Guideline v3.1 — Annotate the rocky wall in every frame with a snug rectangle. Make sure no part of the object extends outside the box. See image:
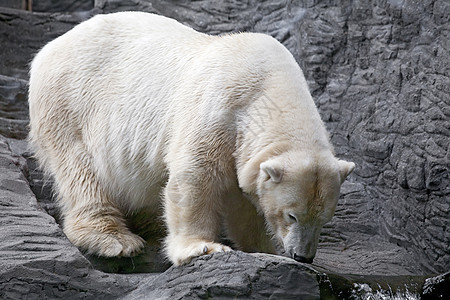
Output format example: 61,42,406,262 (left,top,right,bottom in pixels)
0,0,449,298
